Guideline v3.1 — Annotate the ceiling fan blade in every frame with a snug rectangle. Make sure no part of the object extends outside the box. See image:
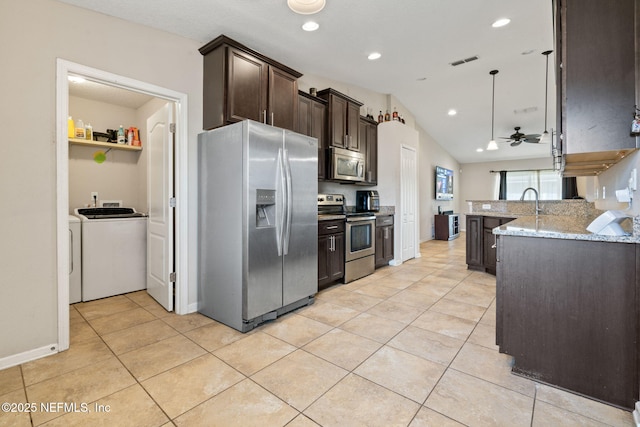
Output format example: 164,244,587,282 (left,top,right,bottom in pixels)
523,134,541,139
510,140,522,147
